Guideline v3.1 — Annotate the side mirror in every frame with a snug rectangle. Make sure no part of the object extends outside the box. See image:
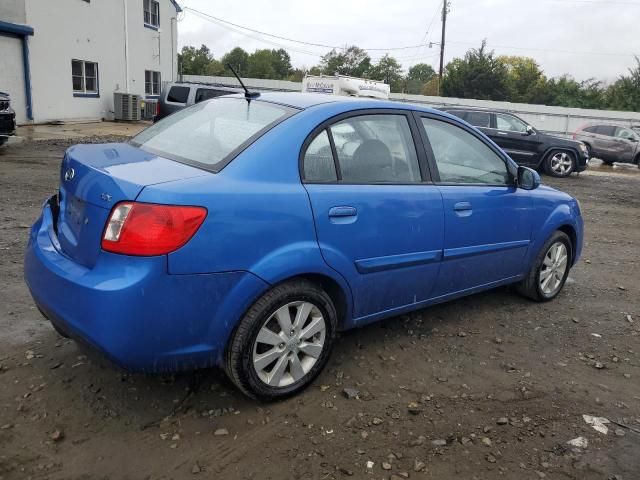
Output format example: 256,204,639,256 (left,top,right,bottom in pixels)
524,125,535,136
517,166,540,190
